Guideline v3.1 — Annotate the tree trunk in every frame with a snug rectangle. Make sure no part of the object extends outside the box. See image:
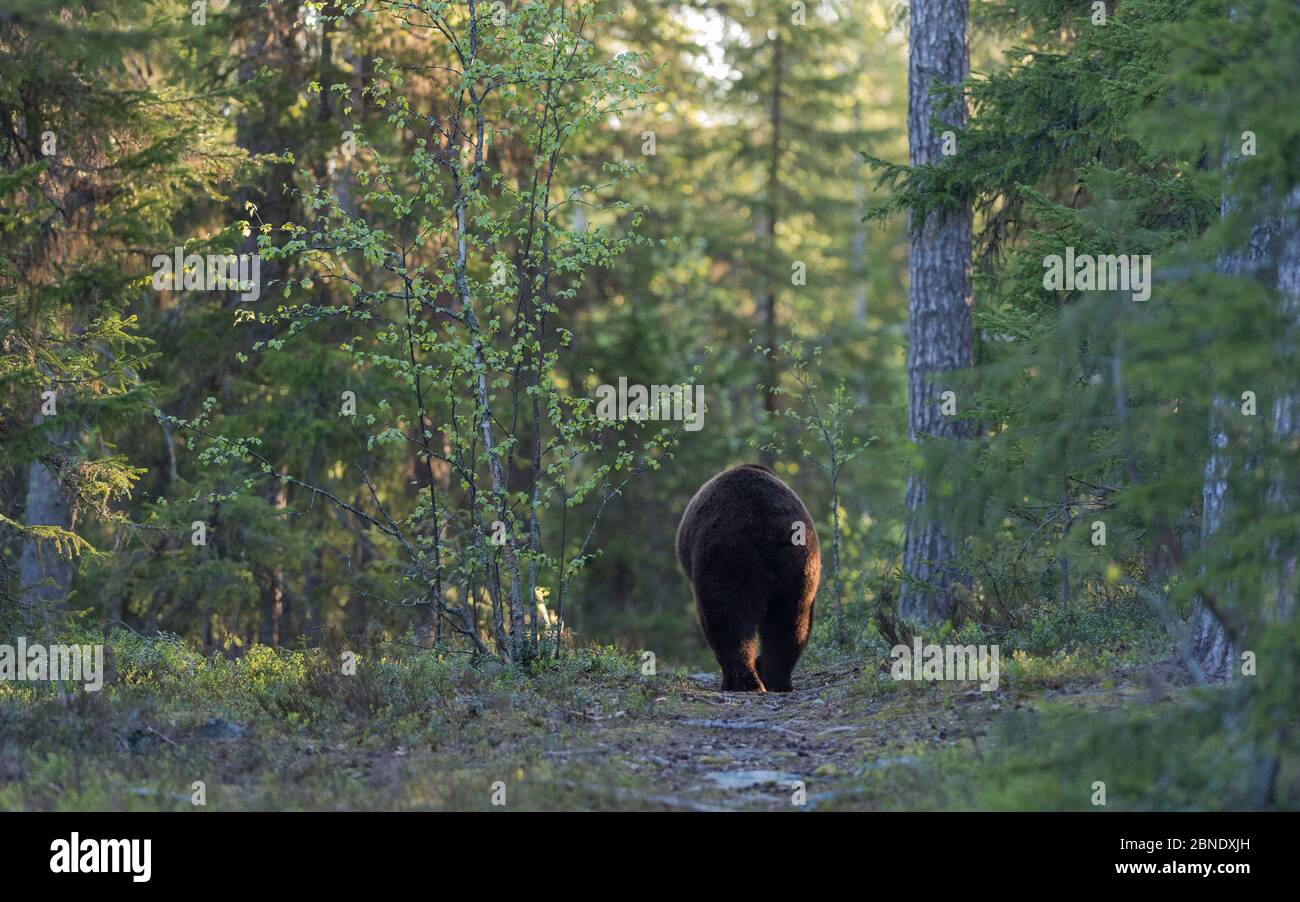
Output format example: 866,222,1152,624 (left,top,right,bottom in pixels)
853,89,869,329
898,0,974,625
1194,182,1300,680
17,421,73,628
304,545,325,645
754,26,784,468
1190,407,1234,681
761,28,783,418
1268,189,1300,626
258,483,289,647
